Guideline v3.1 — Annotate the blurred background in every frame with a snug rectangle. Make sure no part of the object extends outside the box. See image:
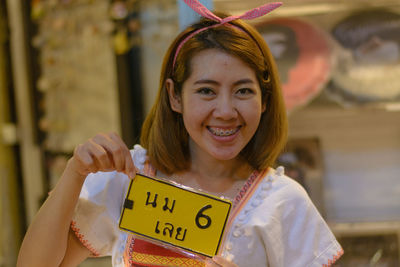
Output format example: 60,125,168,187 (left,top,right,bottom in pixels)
1,0,400,266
